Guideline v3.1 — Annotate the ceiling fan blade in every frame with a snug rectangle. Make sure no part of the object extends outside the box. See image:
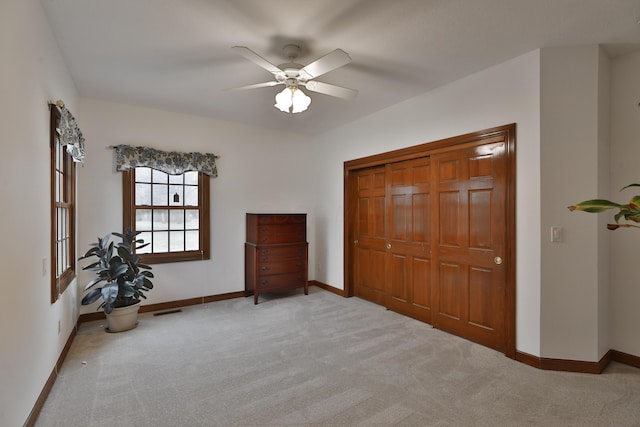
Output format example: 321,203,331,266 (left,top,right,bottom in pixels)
228,81,282,91
300,49,352,79
232,46,283,75
304,81,358,100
